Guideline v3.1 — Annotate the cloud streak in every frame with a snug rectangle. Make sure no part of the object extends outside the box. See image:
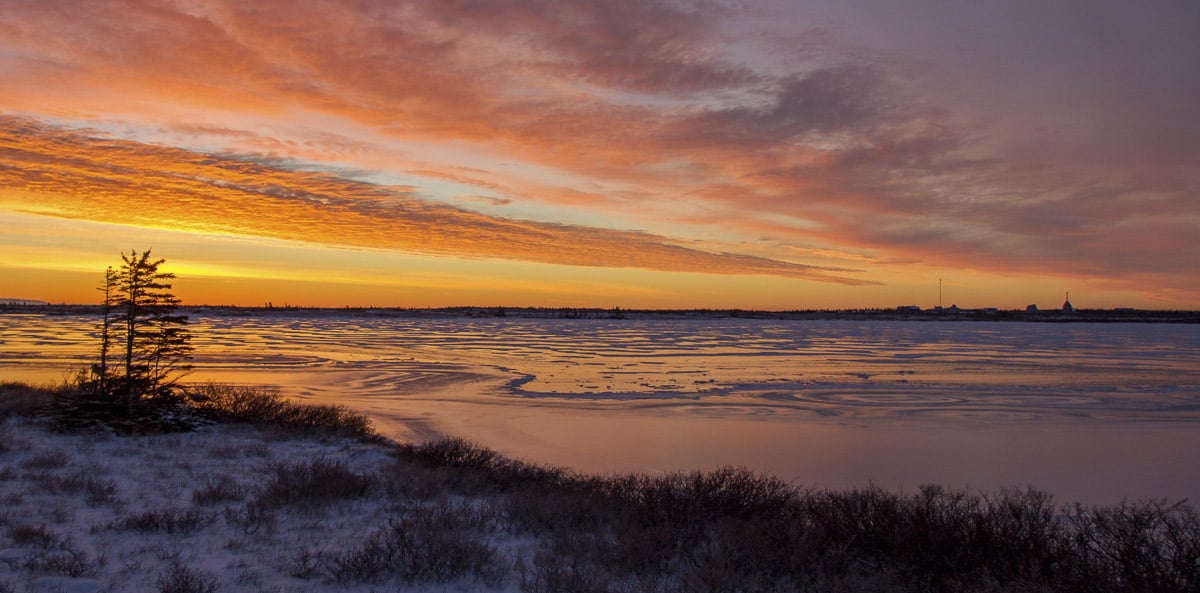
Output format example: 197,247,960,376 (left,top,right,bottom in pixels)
0,117,870,284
